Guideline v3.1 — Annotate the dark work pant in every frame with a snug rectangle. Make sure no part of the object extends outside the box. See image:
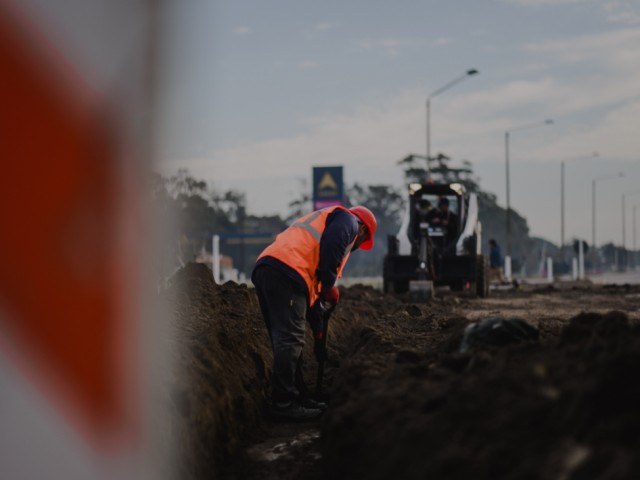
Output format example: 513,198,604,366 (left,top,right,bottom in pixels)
253,265,310,404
